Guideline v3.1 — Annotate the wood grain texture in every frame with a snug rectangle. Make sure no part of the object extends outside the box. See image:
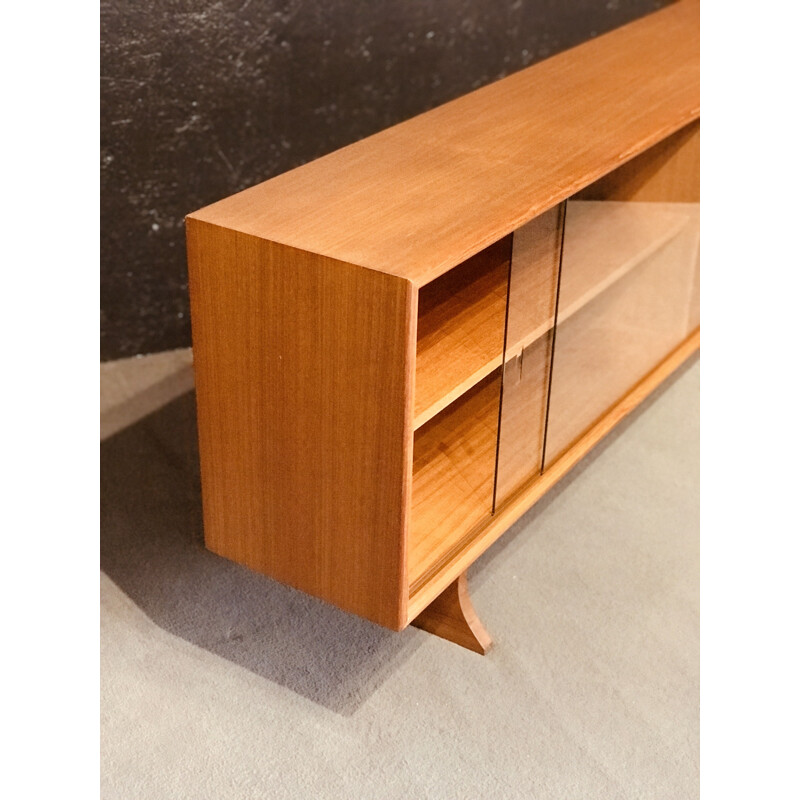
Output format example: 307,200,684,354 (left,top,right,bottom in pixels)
188,0,699,287
407,328,700,620
410,371,501,589
411,572,492,655
186,219,415,630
